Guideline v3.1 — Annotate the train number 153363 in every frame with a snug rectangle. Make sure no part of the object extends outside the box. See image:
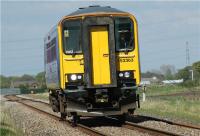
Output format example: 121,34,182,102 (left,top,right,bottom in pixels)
119,58,134,62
